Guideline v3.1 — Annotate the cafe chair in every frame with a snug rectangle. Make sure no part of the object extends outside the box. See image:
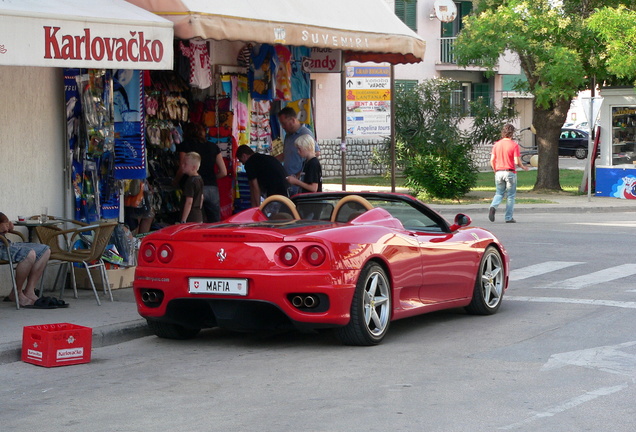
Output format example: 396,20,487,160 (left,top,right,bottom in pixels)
27,215,87,228
0,230,27,310
21,215,81,242
28,214,59,222
35,221,118,306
